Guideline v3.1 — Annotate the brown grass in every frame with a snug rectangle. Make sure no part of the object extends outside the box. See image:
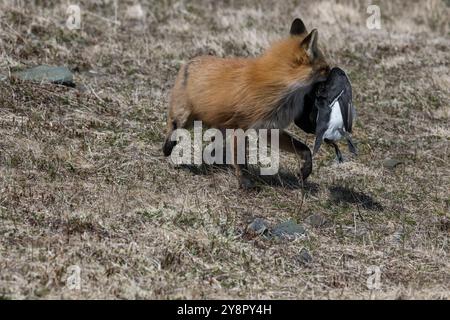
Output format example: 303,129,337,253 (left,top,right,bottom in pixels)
0,0,449,299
